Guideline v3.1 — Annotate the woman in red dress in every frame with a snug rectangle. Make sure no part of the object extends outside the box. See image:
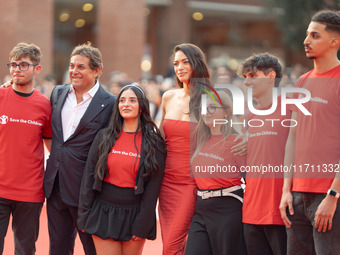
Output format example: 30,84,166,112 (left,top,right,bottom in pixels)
158,43,209,255
158,43,247,254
